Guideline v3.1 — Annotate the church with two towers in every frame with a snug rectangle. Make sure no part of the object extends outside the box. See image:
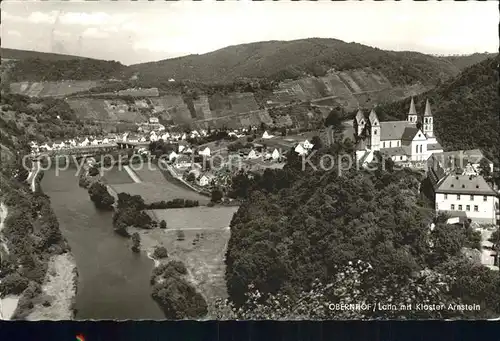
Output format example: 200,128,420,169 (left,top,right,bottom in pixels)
354,98,443,165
